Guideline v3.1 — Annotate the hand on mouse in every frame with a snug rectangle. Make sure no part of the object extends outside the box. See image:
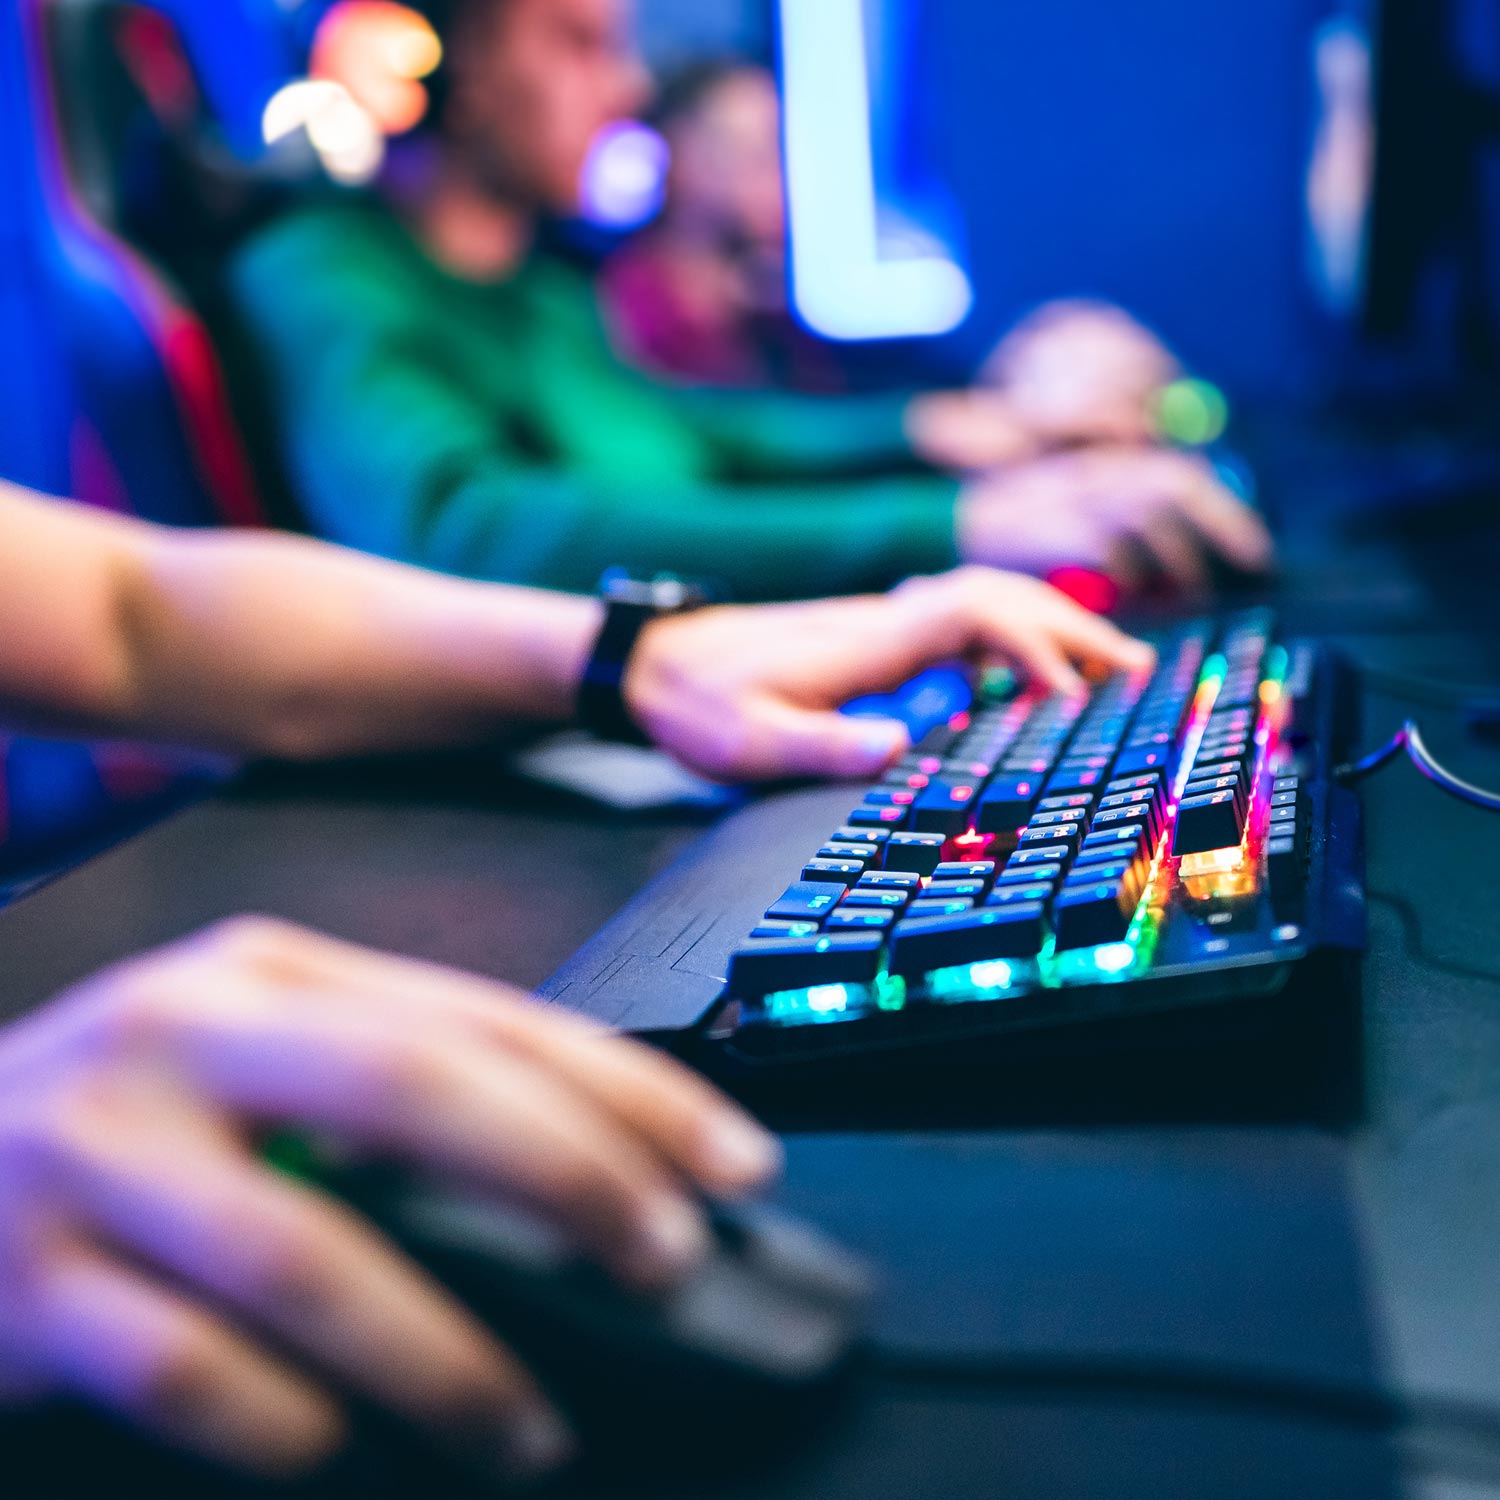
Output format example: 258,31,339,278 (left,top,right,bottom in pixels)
956,446,1274,598
0,919,779,1482
626,566,1155,783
